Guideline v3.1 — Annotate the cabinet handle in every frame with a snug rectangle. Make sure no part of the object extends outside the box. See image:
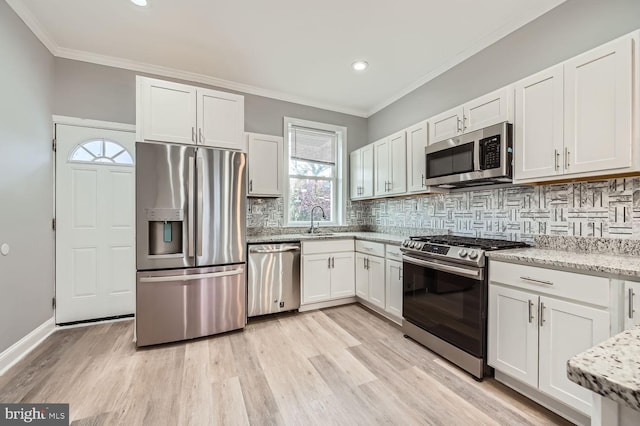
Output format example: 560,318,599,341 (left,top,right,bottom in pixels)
528,300,534,323
554,149,560,171
629,288,636,319
328,257,331,269
421,174,425,188
199,128,204,144
249,180,253,192
539,302,546,327
388,181,392,191
463,115,468,131
398,267,402,280
520,276,554,286
331,257,335,268
457,117,462,133
192,127,196,143
565,147,570,169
